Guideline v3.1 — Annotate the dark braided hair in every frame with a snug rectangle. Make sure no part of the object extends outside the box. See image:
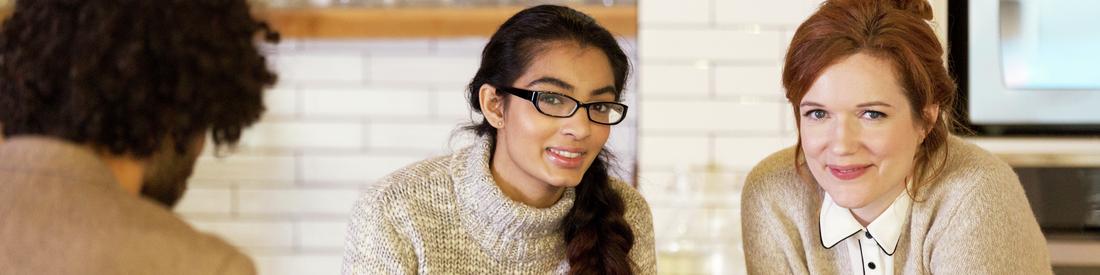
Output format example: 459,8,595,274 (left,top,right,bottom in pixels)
0,0,278,157
464,5,635,274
